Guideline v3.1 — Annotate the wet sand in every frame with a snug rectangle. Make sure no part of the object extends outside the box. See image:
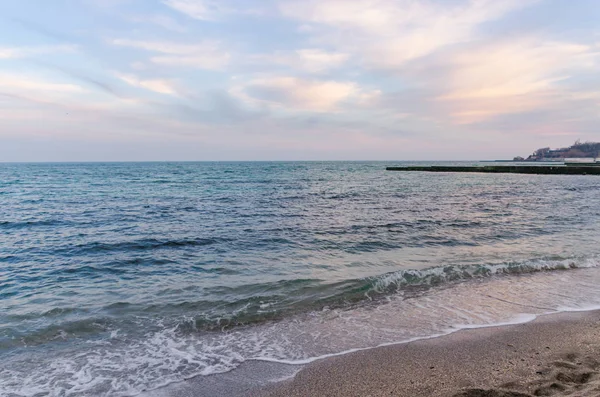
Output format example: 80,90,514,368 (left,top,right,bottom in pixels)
252,310,600,397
